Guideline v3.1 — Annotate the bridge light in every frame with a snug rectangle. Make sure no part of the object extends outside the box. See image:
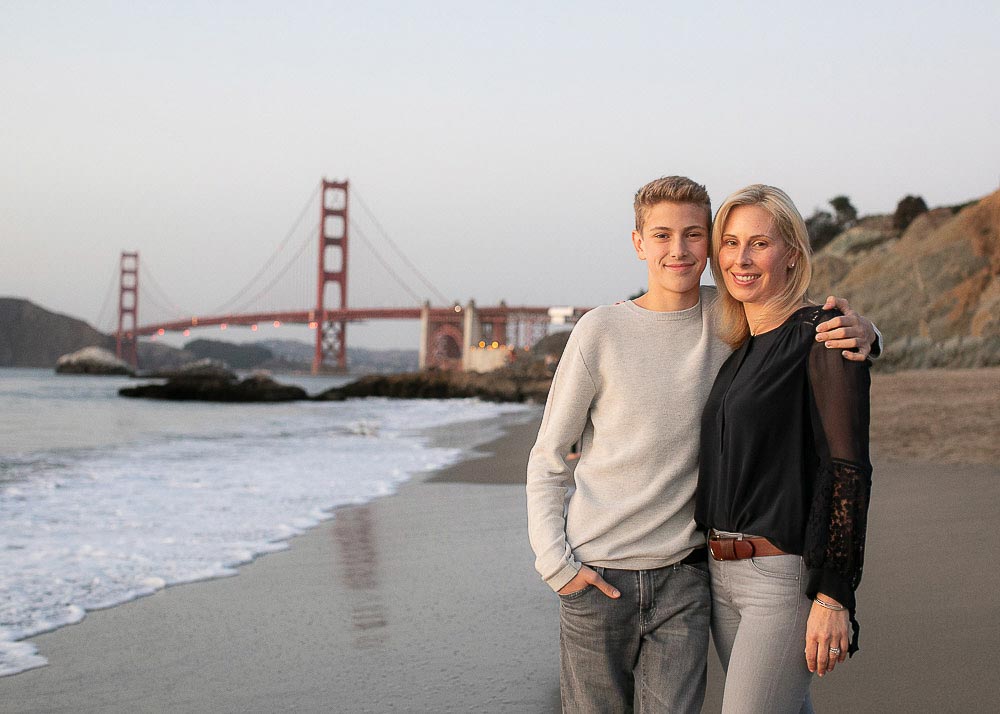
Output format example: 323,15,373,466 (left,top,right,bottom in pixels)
251,324,258,332
453,305,461,313
308,321,318,329
157,328,165,336
478,341,485,348
221,323,228,330
192,317,198,326
491,341,499,349
273,321,281,328
183,329,190,336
